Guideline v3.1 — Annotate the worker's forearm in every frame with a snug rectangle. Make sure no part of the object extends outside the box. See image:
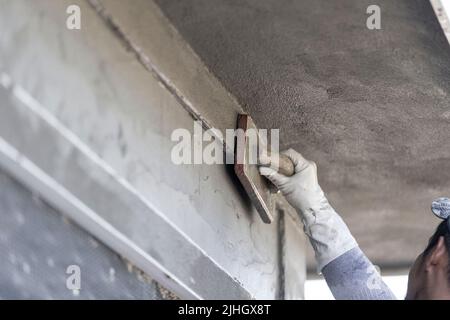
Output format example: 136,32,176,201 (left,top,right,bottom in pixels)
260,149,358,272
299,196,358,272
300,193,396,299
322,246,396,300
